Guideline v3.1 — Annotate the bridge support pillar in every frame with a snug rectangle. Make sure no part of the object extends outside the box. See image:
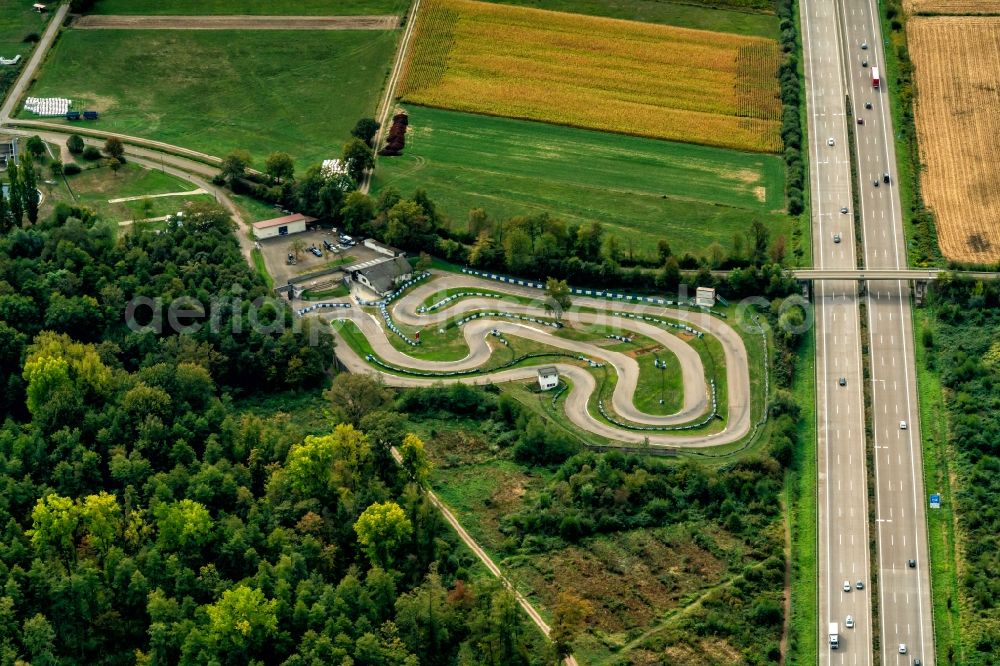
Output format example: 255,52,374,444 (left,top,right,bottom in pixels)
914,280,927,306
